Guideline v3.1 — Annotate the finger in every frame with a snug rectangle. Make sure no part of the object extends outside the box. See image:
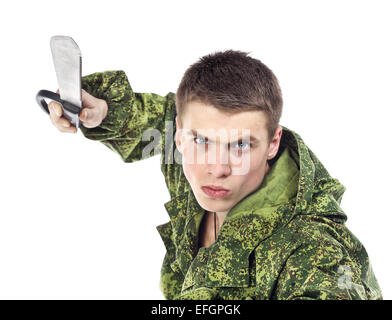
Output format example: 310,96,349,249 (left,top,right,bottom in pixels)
80,110,95,128
48,101,63,118
79,107,88,122
80,107,100,127
48,102,60,122
48,104,71,127
81,89,99,109
50,107,77,132
56,117,72,128
51,114,73,130
54,122,77,133
52,102,63,117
